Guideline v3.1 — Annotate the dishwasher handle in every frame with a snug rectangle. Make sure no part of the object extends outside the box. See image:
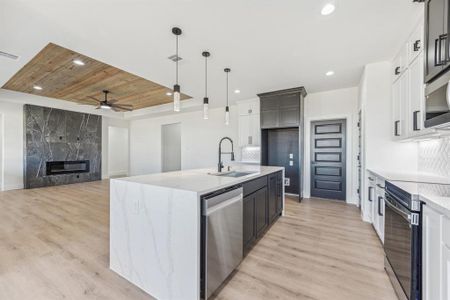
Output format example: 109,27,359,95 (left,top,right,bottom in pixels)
206,195,242,216
202,187,243,216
